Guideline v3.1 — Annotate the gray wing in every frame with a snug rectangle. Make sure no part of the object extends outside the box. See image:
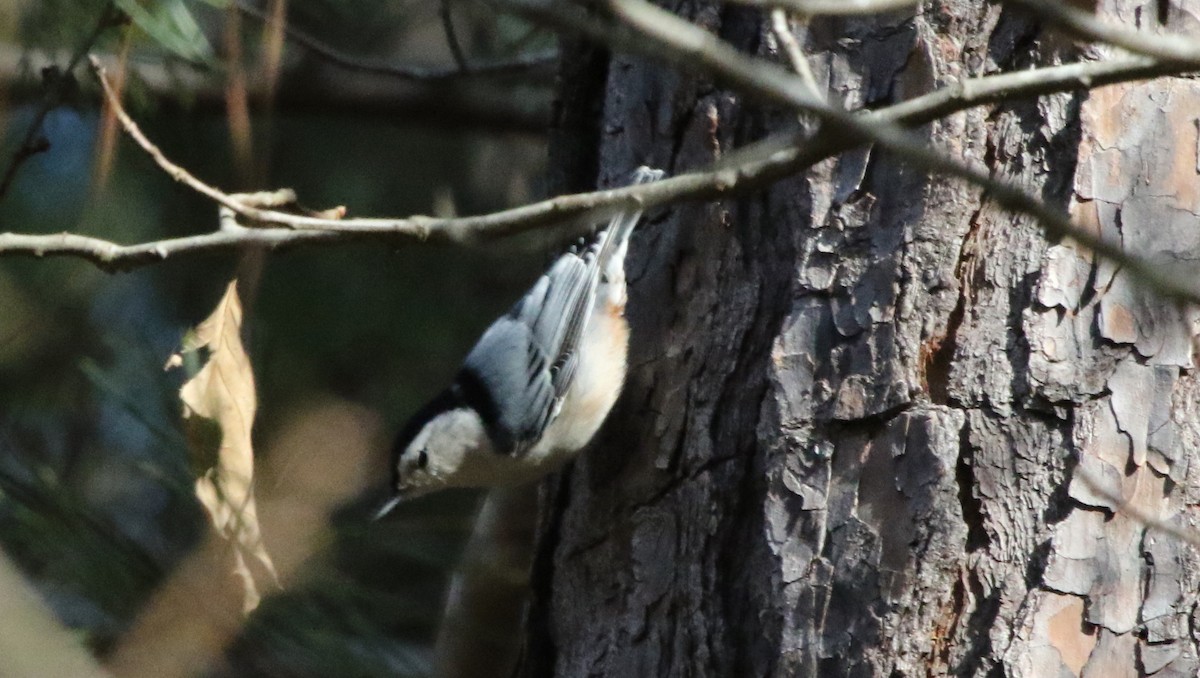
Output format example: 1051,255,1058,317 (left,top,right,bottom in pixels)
458,167,663,455
458,248,597,455
517,248,596,399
